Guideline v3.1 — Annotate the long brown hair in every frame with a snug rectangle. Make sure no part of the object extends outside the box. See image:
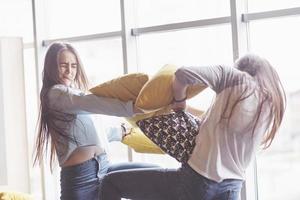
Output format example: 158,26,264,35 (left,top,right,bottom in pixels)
233,54,286,148
33,42,88,169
